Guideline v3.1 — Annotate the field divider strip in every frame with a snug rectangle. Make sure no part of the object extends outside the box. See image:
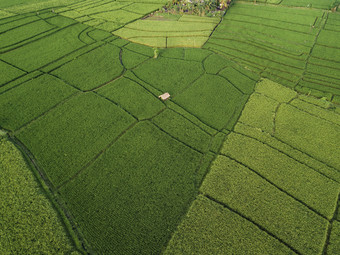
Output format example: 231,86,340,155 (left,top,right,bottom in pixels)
220,152,331,220
56,120,139,190
201,193,302,255
296,11,327,89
